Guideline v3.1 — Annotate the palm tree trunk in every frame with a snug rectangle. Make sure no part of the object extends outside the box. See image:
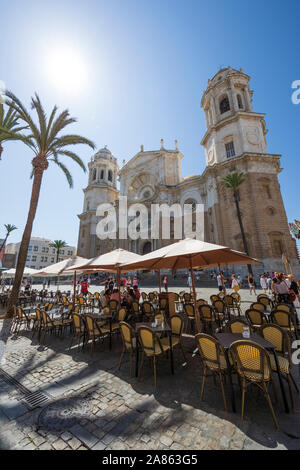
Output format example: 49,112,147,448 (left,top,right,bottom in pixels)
0,144,3,160
234,195,253,275
6,156,48,316
56,250,59,263
0,234,8,254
